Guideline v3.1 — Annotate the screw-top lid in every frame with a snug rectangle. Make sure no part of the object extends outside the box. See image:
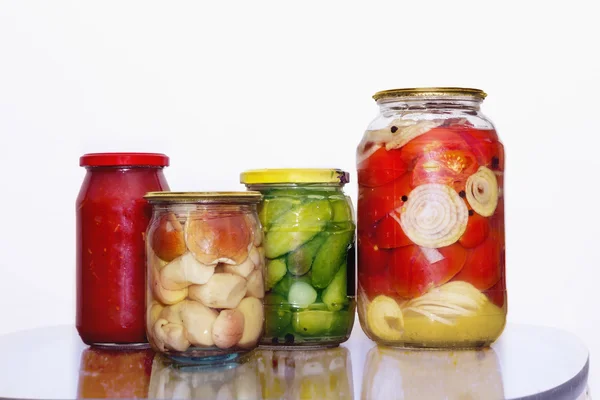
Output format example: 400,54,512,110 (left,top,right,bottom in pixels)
145,191,262,204
373,87,487,101
240,169,350,185
80,153,169,167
